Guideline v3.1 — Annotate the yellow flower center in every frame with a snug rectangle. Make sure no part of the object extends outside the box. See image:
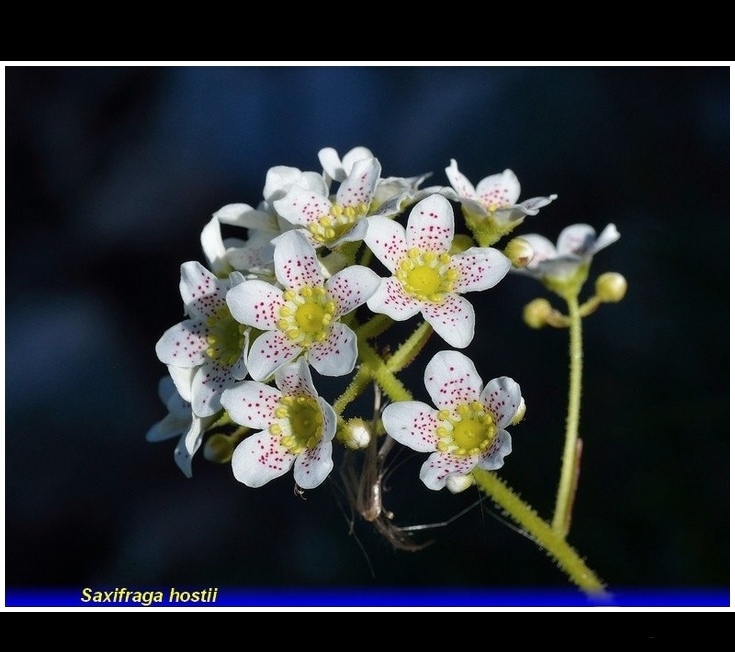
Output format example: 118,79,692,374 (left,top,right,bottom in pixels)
205,305,247,367
269,395,323,454
307,201,369,246
396,248,457,302
436,402,496,456
277,286,337,348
